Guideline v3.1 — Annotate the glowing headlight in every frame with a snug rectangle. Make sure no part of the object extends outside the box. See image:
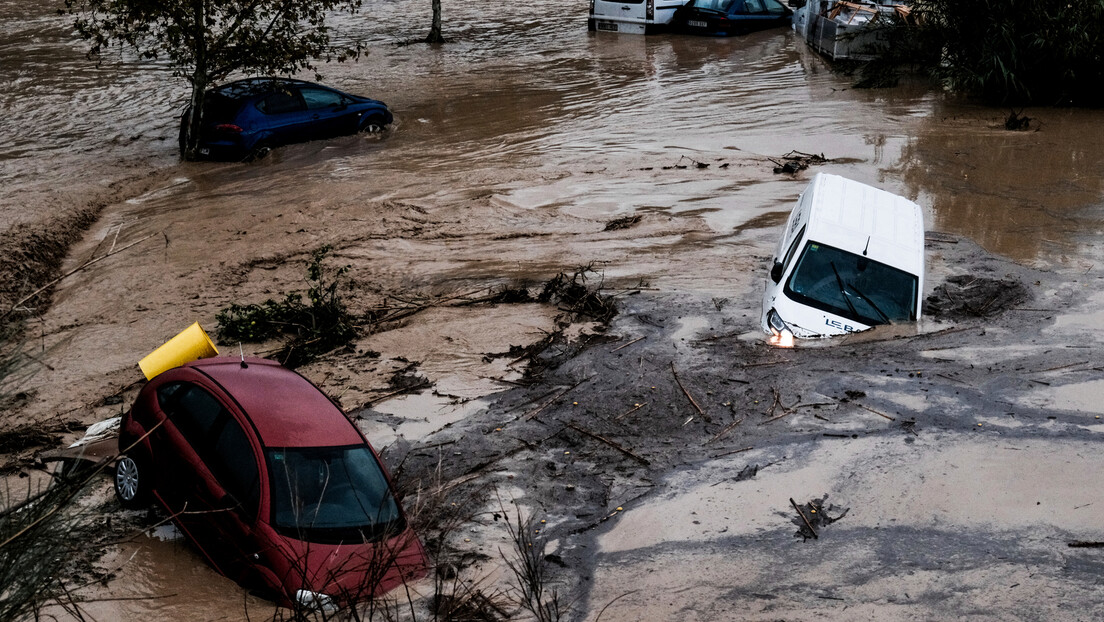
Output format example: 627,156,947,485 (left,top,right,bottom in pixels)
766,309,795,348
295,589,337,613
